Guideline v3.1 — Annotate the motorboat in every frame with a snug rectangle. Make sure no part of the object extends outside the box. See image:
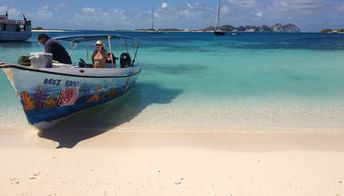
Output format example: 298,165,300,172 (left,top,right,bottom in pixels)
0,34,141,130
